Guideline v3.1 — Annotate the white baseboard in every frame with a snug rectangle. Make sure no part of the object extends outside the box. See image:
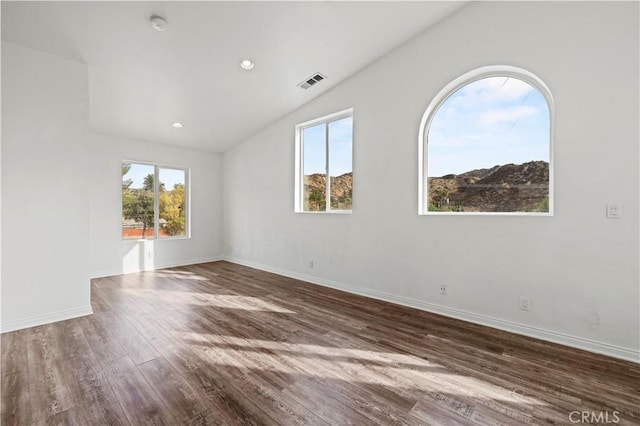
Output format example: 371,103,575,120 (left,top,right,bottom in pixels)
90,255,224,279
222,256,640,364
1,305,93,334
